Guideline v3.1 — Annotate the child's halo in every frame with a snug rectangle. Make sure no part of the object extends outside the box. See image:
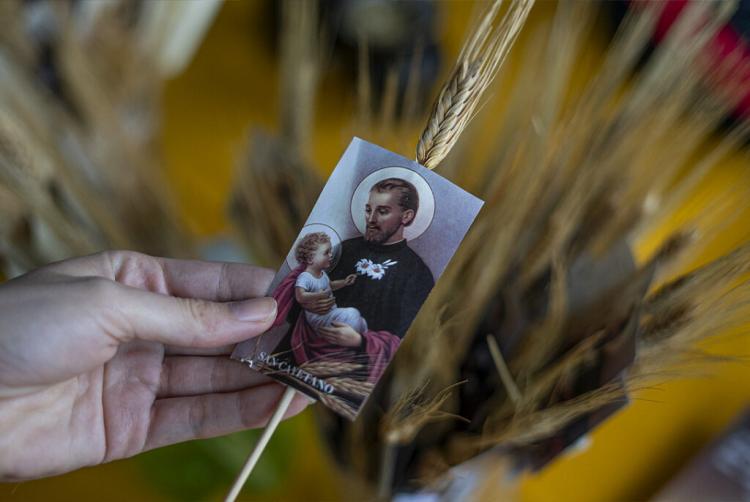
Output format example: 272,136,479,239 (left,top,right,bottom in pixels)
285,223,343,270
